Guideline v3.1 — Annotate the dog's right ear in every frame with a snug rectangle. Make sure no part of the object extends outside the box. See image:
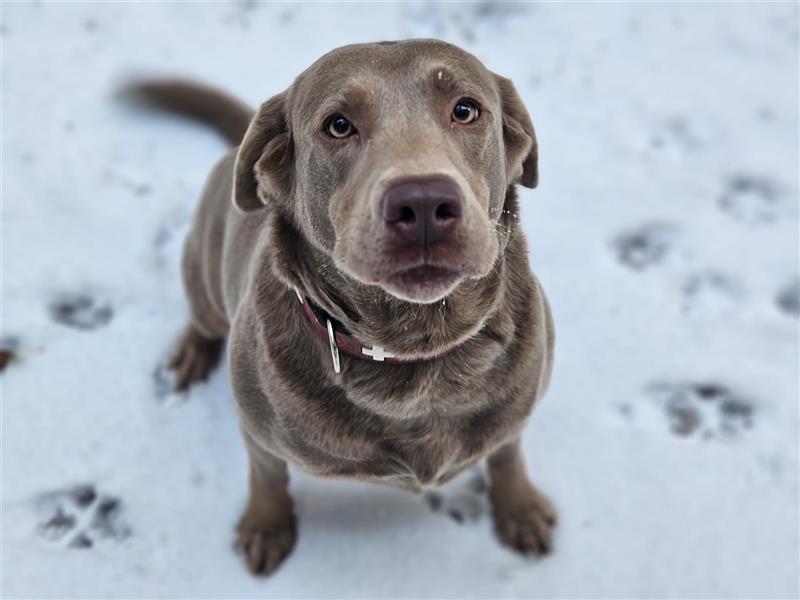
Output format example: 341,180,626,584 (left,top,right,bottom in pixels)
494,75,538,189
233,92,292,212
